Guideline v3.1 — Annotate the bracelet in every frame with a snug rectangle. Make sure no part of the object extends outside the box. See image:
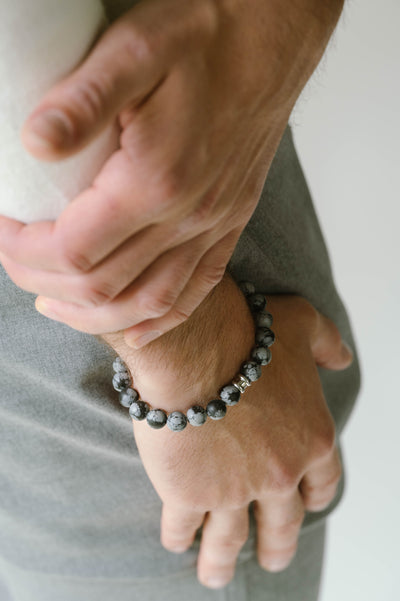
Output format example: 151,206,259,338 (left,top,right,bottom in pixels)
111,282,275,432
